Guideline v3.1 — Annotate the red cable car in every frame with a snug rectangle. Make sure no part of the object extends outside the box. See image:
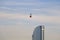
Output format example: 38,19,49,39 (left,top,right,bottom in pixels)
30,13,32,18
